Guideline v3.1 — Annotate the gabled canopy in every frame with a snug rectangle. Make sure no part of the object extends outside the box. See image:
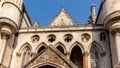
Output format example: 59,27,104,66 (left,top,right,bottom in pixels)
25,45,77,68
49,6,76,27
